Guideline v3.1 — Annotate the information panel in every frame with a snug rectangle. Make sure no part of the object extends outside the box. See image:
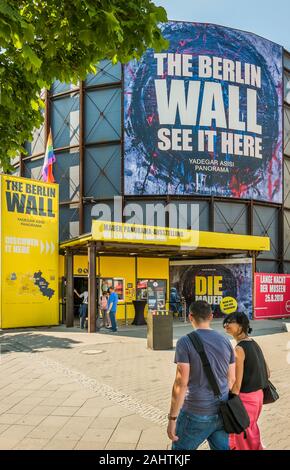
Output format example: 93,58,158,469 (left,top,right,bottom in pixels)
254,273,290,319
0,175,59,328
